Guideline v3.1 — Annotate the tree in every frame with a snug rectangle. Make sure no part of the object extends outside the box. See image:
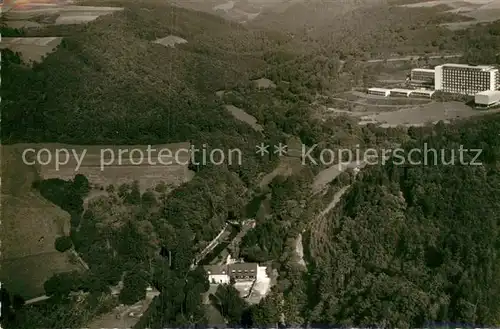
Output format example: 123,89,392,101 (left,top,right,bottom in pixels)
72,174,90,197
119,271,148,305
141,191,157,207
44,272,81,296
106,184,115,194
213,285,248,325
127,181,141,205
118,183,130,199
55,236,73,252
12,295,25,310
